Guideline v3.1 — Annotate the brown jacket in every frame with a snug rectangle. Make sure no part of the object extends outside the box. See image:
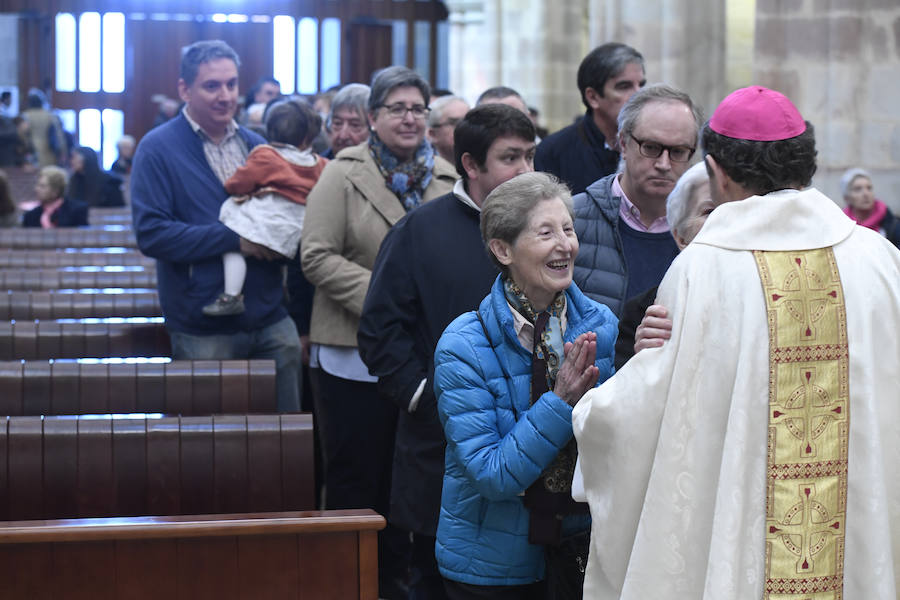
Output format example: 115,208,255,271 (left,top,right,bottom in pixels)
301,143,457,347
